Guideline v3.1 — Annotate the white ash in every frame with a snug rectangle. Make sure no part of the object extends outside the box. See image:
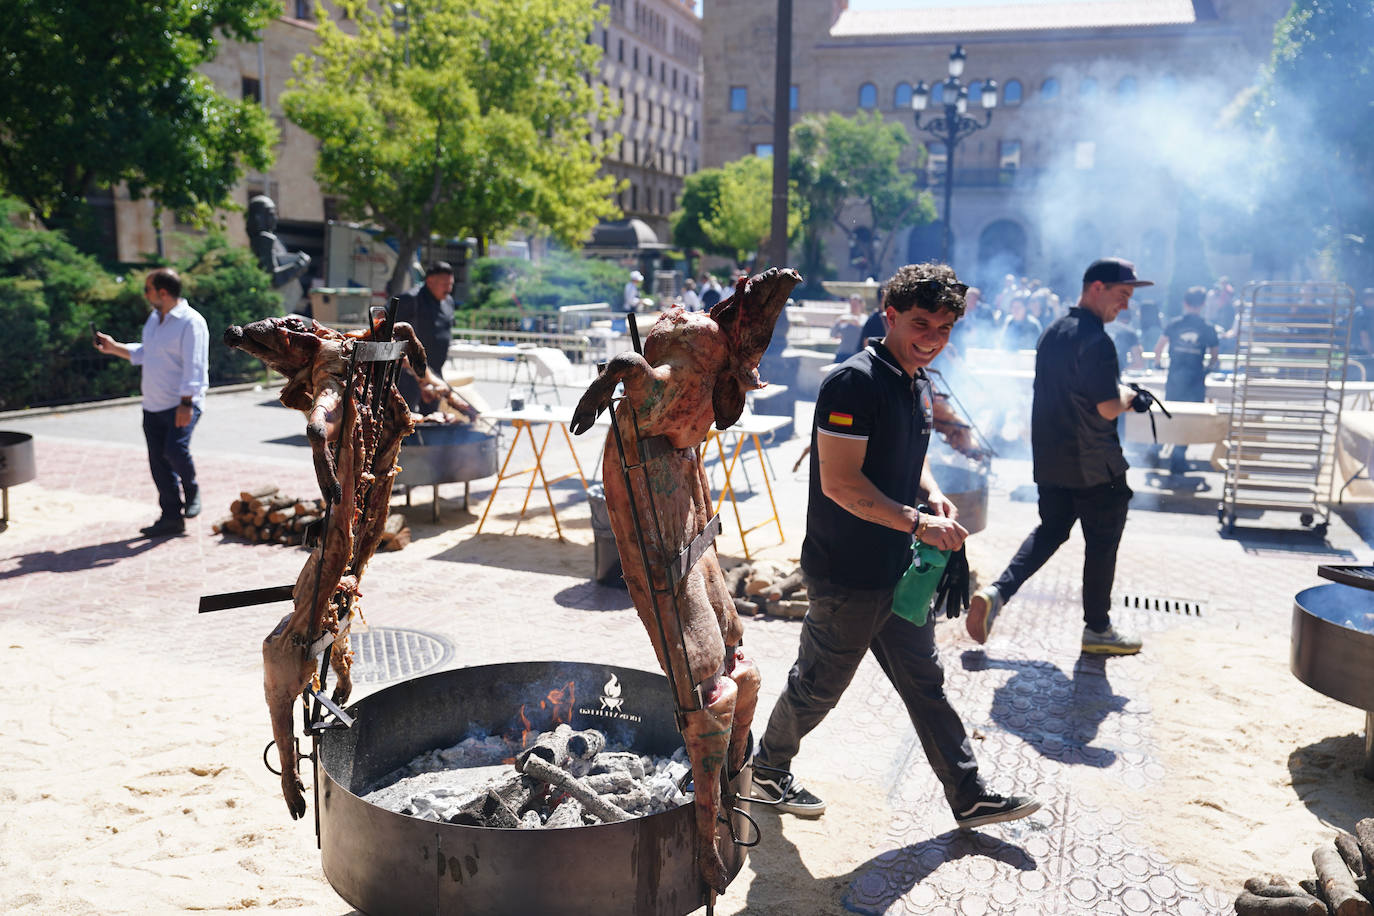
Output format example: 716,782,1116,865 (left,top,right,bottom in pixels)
362,726,692,828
